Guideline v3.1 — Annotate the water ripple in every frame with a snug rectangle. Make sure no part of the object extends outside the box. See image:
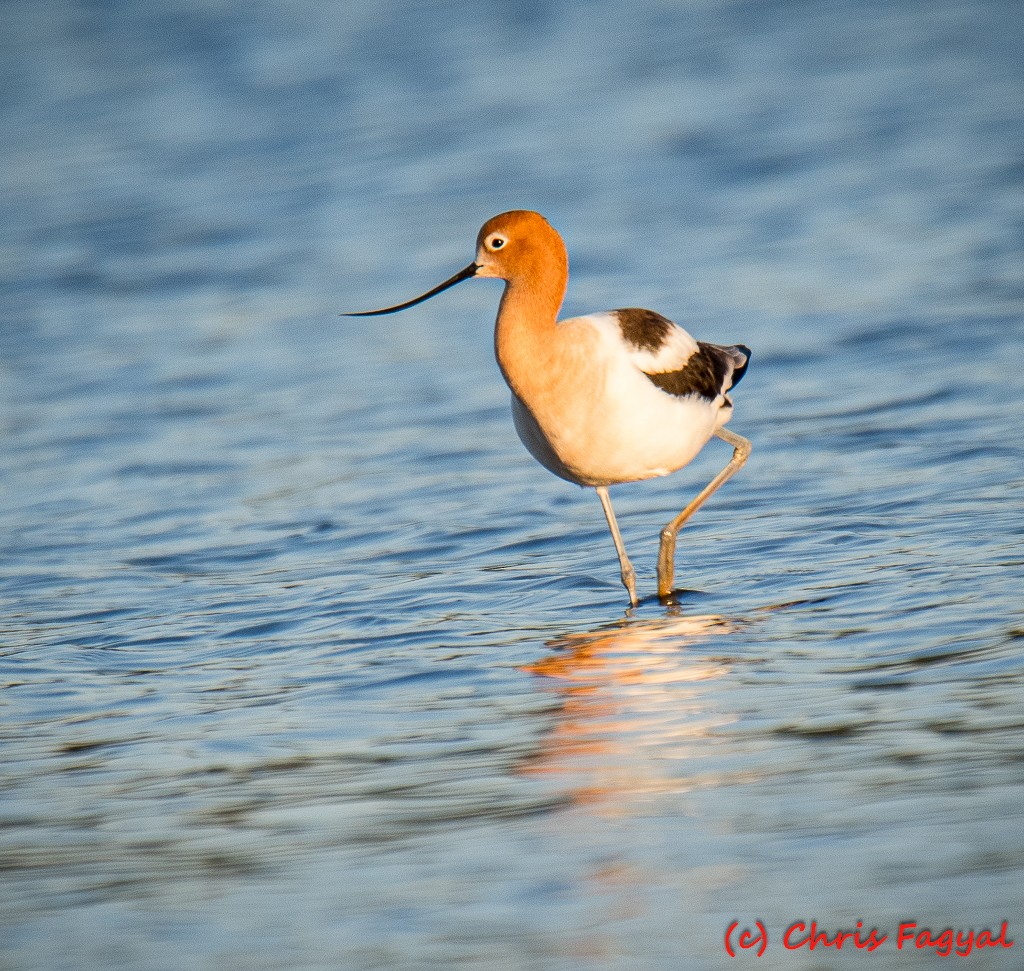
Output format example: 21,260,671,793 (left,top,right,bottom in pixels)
3,0,1024,967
